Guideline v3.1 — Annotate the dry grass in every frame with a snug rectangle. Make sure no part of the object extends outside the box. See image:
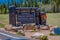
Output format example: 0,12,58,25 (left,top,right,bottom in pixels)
47,13,60,26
